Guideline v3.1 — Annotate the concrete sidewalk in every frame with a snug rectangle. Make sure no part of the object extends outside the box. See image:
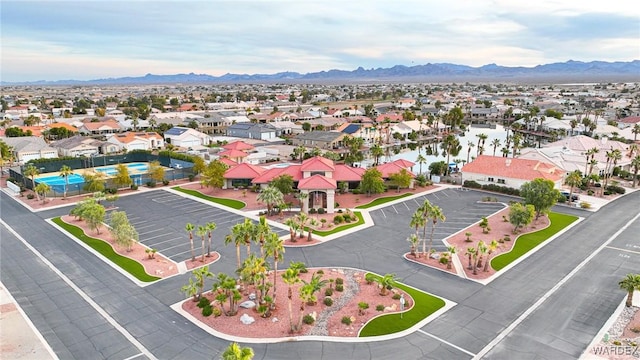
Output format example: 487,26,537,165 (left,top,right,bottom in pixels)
0,283,56,360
